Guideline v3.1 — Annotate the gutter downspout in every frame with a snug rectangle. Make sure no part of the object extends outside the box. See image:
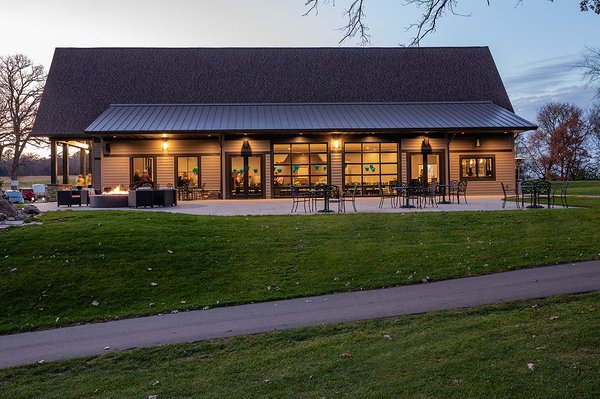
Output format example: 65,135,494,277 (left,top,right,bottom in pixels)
219,133,225,199
446,132,457,184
